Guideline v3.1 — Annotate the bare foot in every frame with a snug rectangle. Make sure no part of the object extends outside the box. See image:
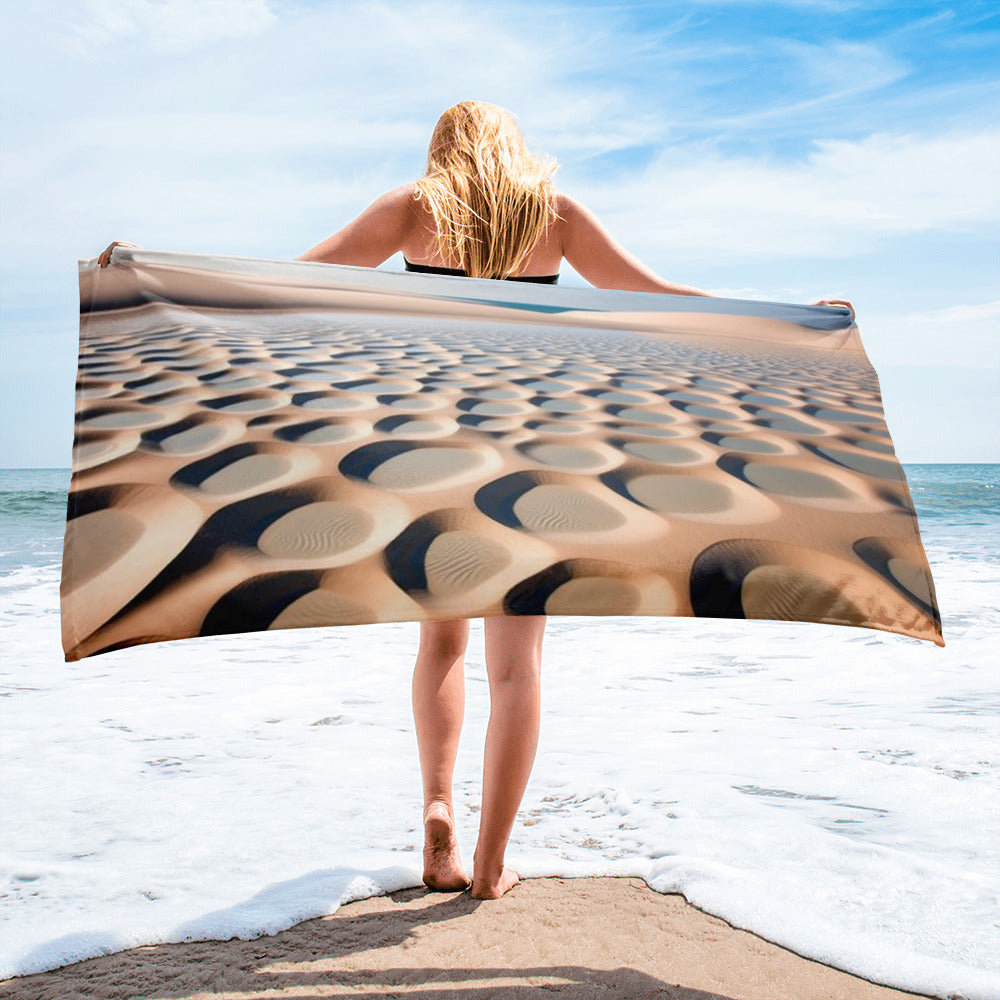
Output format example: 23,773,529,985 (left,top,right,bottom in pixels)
422,802,471,891
470,866,520,899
